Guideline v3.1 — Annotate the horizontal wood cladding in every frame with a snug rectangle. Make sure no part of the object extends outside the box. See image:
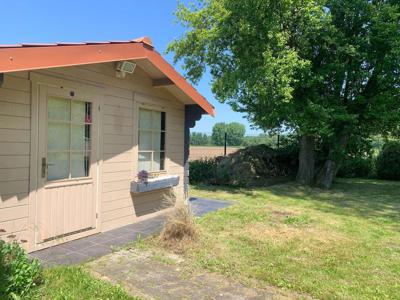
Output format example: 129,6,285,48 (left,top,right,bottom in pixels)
0,205,29,223
0,156,30,168
0,129,30,143
0,218,28,236
0,168,29,182
0,74,31,244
